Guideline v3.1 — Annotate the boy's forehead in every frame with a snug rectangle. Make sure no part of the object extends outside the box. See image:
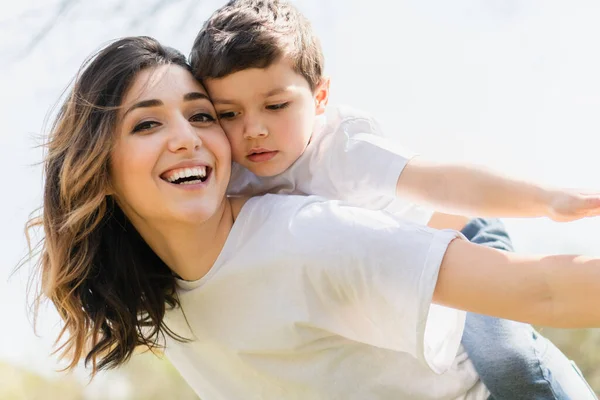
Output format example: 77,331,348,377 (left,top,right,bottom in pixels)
204,58,311,101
